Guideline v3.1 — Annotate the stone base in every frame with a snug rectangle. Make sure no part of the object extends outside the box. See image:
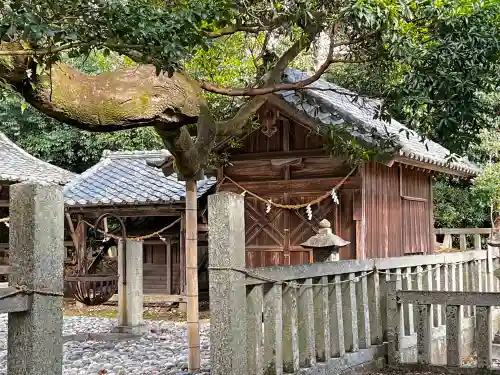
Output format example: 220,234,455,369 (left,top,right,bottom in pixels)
493,344,500,361
111,324,148,335
176,301,187,313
